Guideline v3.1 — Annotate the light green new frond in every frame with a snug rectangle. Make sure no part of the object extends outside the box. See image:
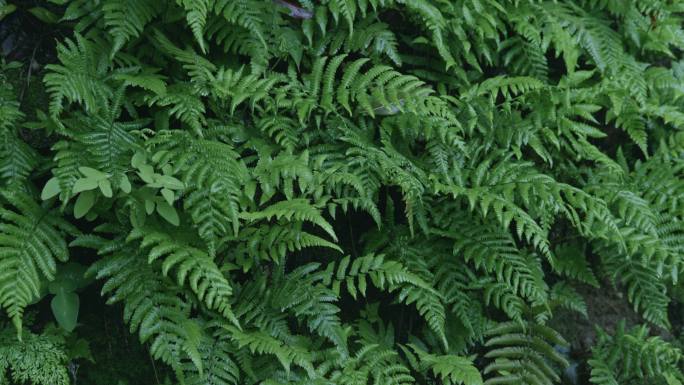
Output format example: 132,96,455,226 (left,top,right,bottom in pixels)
409,345,483,385
44,34,113,116
240,198,337,242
